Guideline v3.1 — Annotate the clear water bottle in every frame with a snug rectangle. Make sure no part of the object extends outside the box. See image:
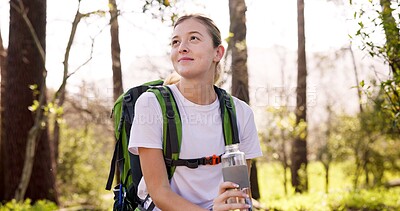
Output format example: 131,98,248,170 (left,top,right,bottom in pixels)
221,144,252,211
